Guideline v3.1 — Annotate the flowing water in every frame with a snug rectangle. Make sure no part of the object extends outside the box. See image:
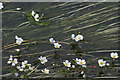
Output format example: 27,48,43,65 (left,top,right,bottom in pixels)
1,2,120,79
